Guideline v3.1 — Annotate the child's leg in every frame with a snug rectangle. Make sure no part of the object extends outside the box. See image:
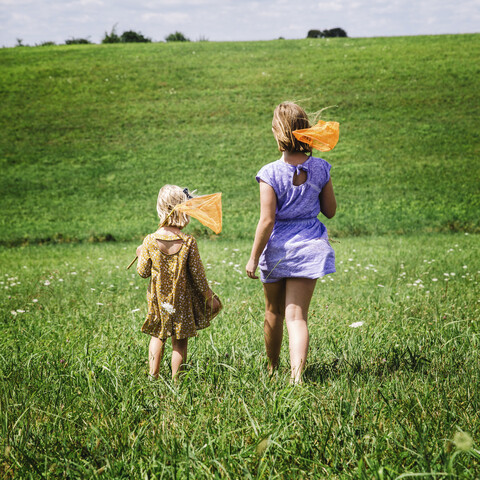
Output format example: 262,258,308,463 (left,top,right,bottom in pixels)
263,279,286,374
149,336,165,378
171,337,188,379
284,278,317,384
